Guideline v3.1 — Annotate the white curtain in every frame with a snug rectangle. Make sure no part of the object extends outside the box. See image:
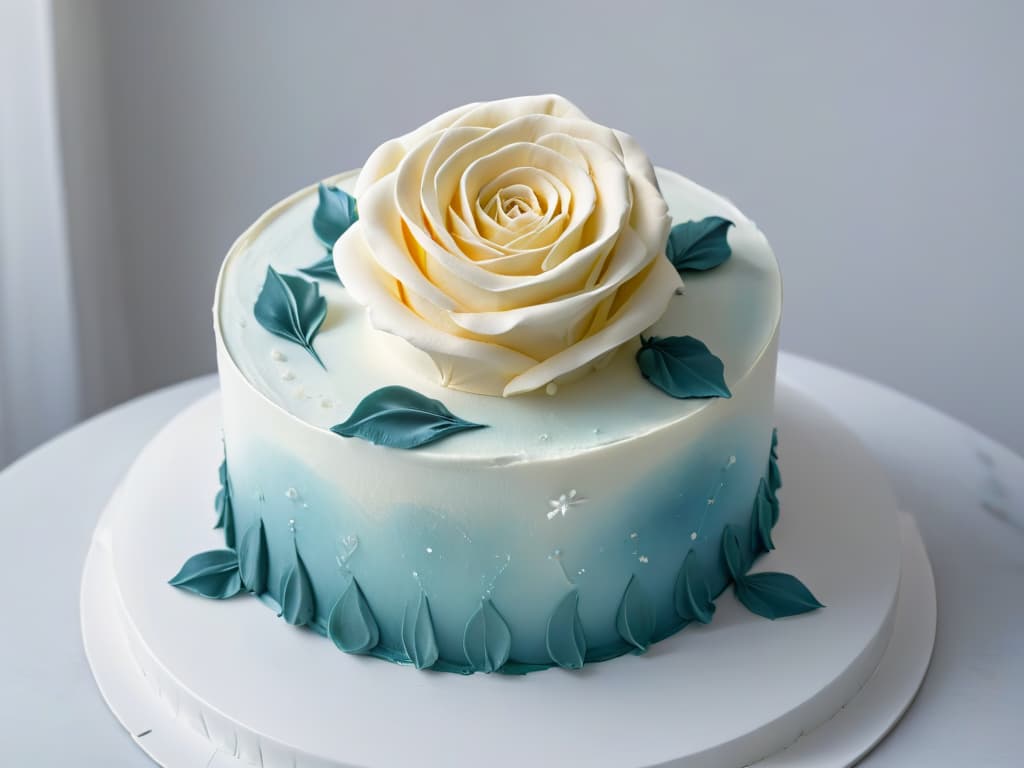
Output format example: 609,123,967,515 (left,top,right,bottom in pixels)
0,0,81,466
